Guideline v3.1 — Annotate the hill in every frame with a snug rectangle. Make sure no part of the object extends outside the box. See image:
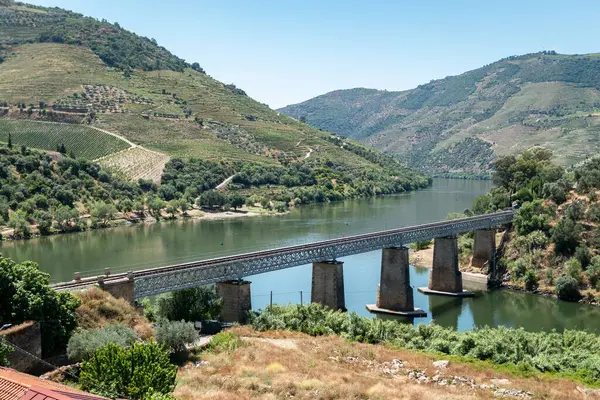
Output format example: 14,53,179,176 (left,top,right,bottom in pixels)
0,1,430,236
279,51,600,176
